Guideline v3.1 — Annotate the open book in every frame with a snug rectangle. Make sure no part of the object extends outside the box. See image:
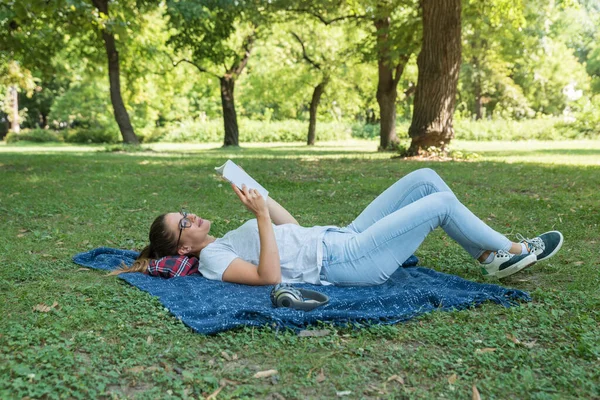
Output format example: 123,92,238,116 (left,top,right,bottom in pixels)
215,160,269,199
